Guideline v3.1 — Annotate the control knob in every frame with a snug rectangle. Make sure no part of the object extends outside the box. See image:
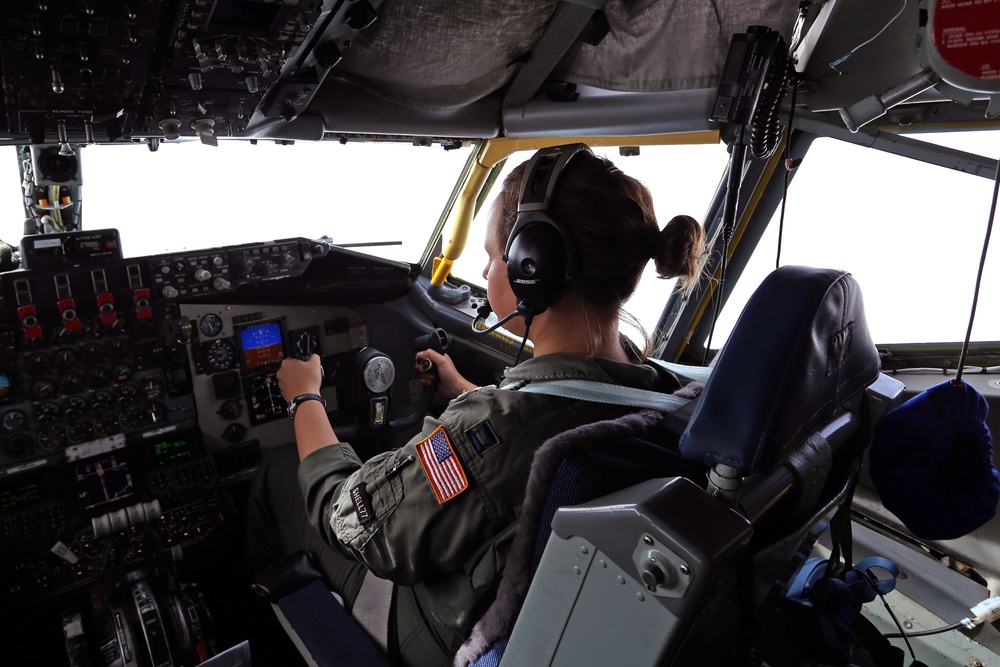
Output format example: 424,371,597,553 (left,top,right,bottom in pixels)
213,277,231,290
162,285,179,299
194,269,212,282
